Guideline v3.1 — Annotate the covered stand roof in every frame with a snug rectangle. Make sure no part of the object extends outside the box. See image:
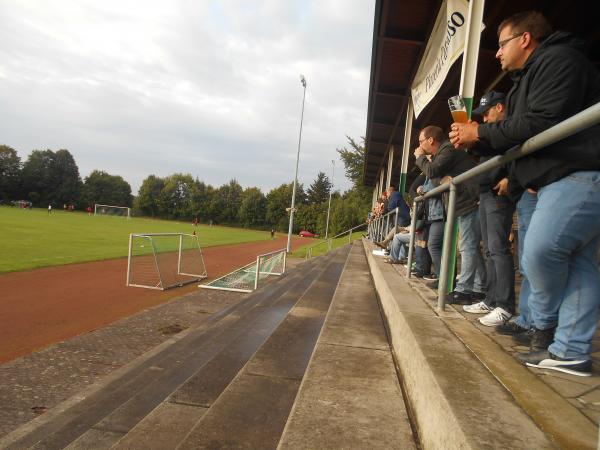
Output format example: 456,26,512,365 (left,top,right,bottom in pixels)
364,0,600,187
